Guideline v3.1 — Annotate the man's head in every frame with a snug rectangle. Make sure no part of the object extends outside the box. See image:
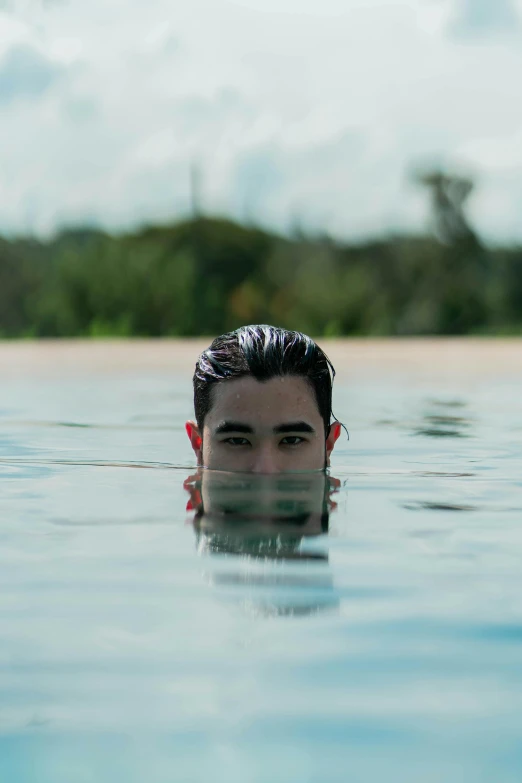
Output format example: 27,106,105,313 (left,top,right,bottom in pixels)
186,324,341,472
